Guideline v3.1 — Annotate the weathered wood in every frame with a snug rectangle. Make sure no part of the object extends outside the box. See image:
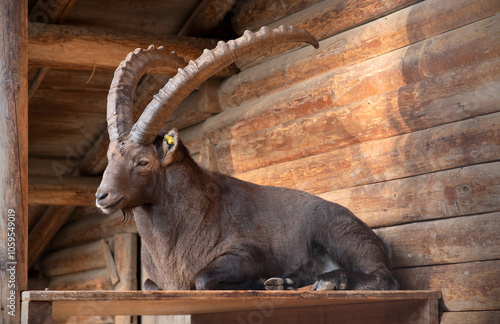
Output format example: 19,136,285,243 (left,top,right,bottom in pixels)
219,0,500,110
394,260,499,312
21,300,52,324
28,205,75,268
193,299,436,324
21,290,440,317
0,1,28,322
178,0,237,37
440,311,500,324
207,13,500,145
39,240,106,277
319,162,500,228
48,268,113,290
39,69,113,91
217,59,500,174
375,213,500,268
231,0,323,35
49,211,137,251
29,89,108,114
28,22,237,76
28,175,102,206
28,67,49,100
100,239,119,286
236,113,500,195
114,233,138,324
